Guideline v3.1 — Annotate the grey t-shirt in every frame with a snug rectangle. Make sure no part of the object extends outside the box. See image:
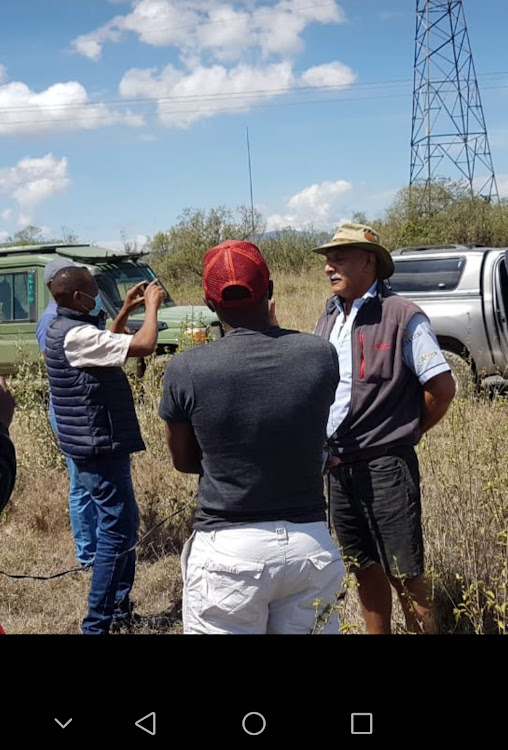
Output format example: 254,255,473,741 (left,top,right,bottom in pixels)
159,326,339,530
